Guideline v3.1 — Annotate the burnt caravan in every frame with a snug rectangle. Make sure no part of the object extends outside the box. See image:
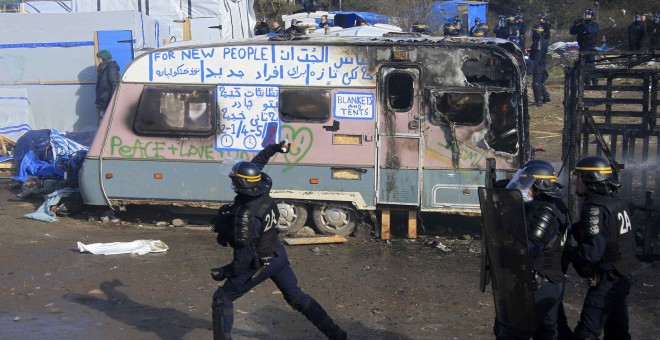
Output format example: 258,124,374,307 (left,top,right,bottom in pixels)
79,32,529,236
